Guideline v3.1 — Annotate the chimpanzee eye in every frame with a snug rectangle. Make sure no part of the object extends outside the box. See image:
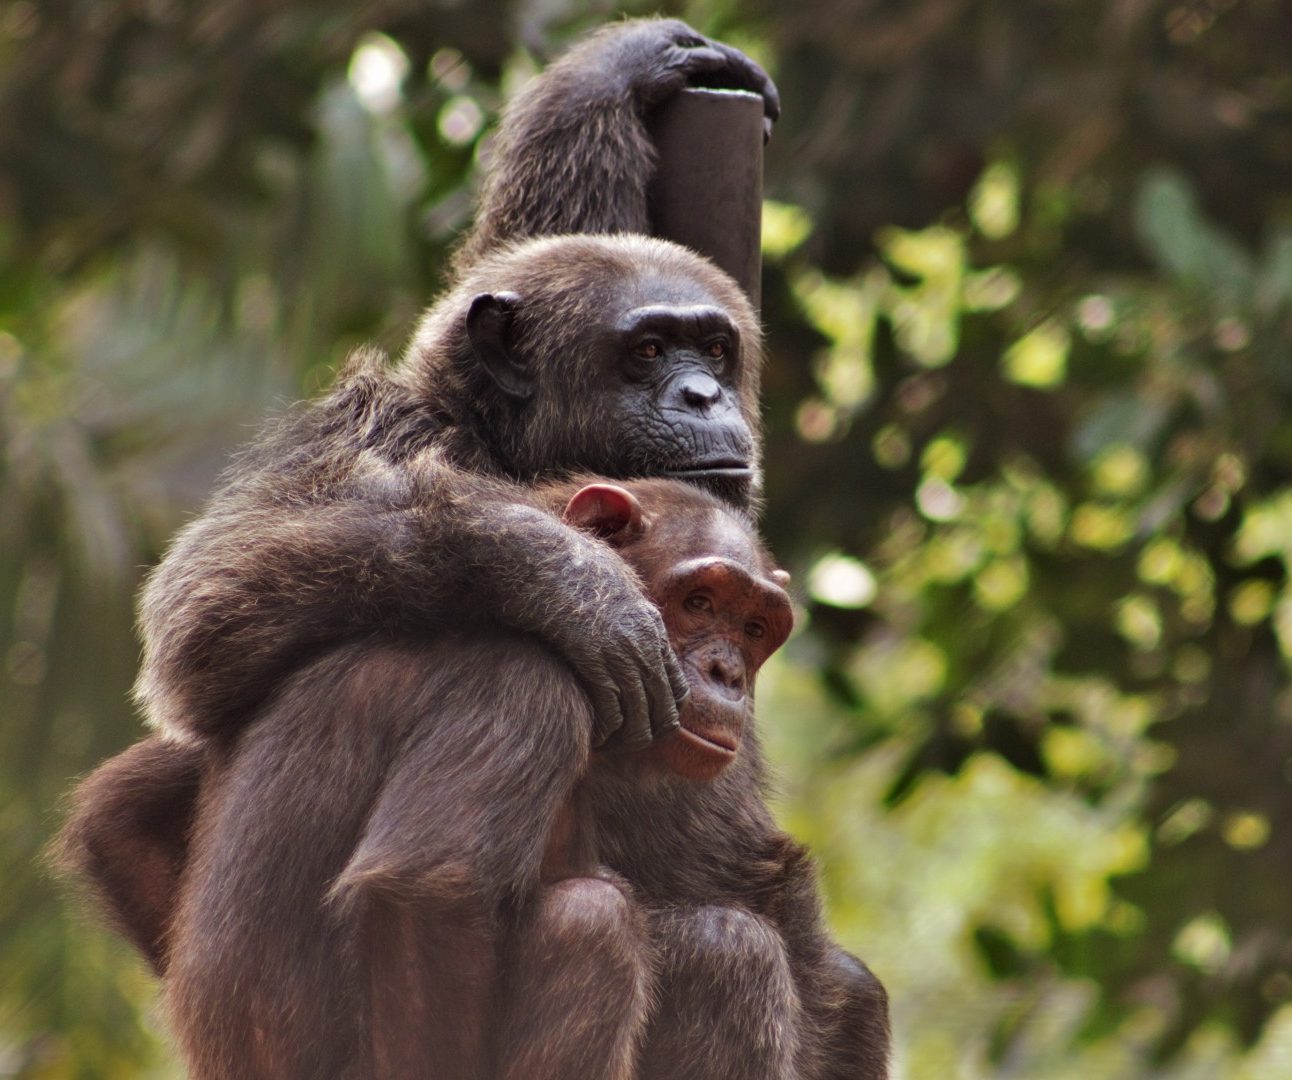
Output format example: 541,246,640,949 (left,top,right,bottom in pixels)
744,620,766,639
684,593,713,614
707,340,727,360
635,340,663,360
